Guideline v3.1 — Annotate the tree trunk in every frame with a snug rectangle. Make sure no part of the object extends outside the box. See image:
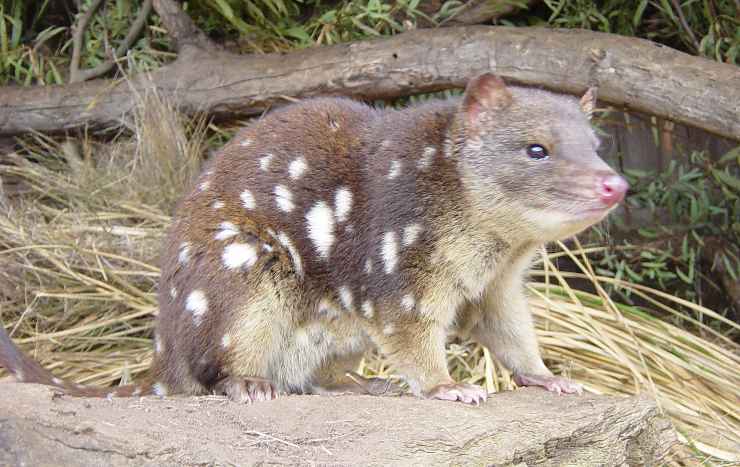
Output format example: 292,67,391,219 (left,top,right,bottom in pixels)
1,26,738,141
0,382,680,466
